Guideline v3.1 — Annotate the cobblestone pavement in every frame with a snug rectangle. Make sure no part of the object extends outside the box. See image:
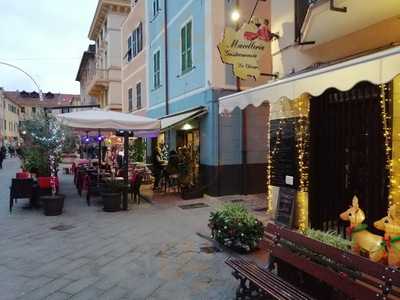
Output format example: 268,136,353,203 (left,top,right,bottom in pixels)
0,158,236,300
